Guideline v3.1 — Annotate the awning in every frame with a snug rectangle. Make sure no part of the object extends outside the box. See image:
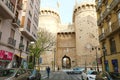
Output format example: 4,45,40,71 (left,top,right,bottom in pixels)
15,53,27,59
